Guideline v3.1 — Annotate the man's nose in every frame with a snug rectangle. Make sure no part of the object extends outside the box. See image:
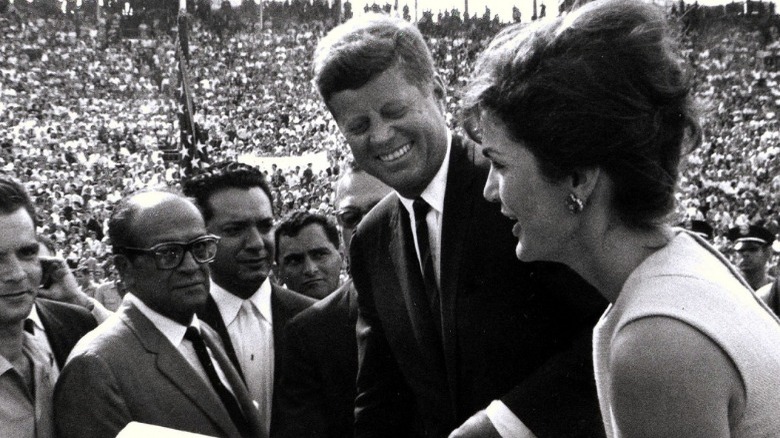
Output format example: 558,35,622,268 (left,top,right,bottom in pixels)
0,256,28,284
303,256,318,274
245,226,267,249
368,119,393,145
